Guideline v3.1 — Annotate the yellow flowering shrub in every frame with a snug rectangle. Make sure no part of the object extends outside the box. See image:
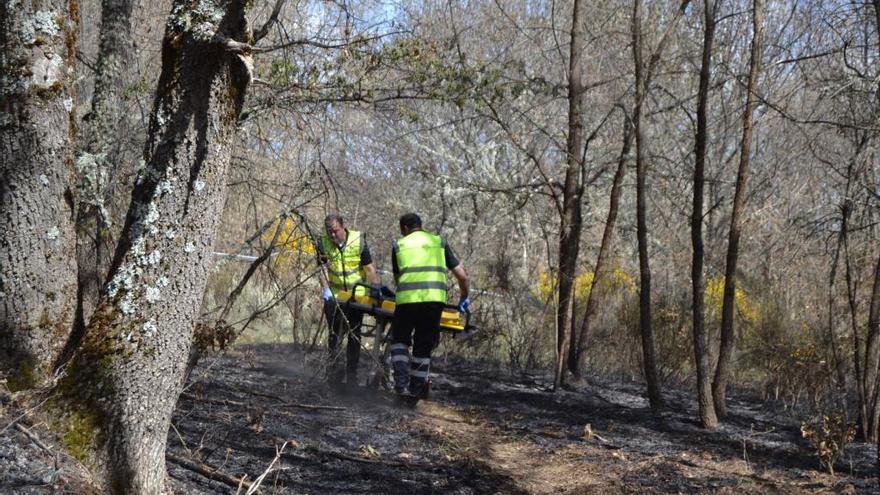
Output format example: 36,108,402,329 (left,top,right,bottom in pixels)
533,267,636,304
261,217,316,267
704,276,758,325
